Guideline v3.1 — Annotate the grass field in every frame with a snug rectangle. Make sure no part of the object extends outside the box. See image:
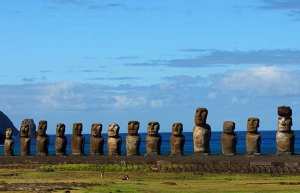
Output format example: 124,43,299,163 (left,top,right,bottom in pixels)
1,166,300,192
